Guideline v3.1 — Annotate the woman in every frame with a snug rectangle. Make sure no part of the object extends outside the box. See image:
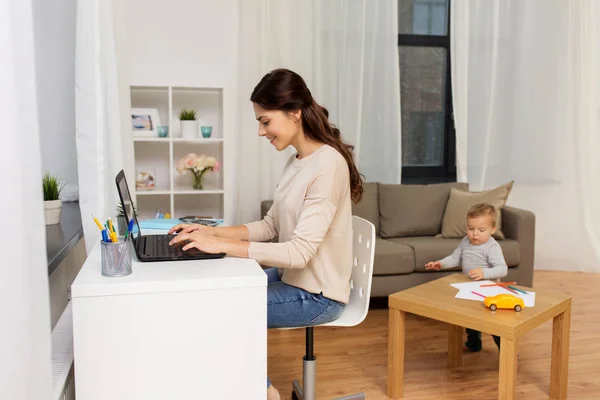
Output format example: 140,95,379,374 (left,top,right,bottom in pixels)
168,68,363,400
